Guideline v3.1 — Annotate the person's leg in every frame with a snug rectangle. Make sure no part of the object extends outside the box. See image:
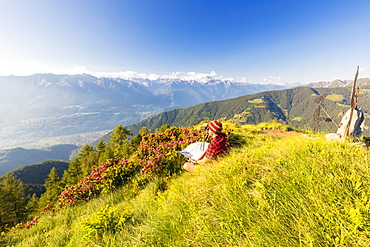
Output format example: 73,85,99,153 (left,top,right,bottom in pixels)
183,162,195,172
